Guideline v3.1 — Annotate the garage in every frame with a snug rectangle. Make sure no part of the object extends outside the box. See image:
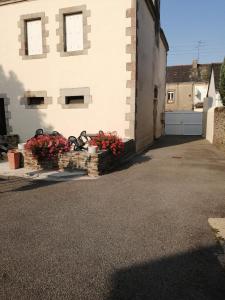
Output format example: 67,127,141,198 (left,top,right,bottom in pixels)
165,111,203,135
